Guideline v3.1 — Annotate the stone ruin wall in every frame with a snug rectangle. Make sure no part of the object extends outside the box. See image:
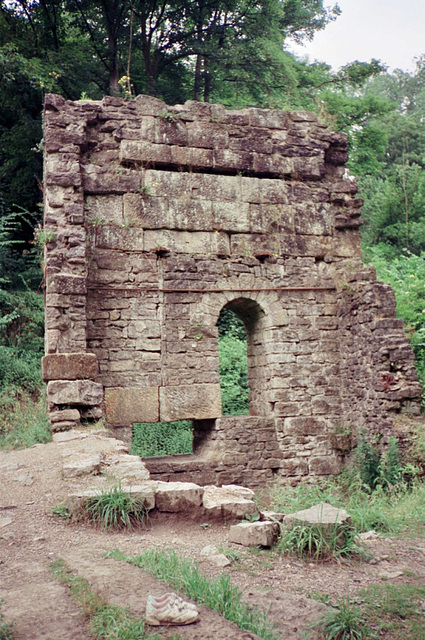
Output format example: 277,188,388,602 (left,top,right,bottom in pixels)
42,93,422,487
